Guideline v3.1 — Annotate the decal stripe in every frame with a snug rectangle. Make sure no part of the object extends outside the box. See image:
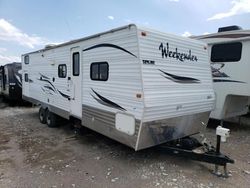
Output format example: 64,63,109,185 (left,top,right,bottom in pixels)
91,89,126,111
83,43,137,58
44,85,56,93
213,79,245,83
57,89,70,99
159,69,200,84
39,78,56,90
39,73,50,79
